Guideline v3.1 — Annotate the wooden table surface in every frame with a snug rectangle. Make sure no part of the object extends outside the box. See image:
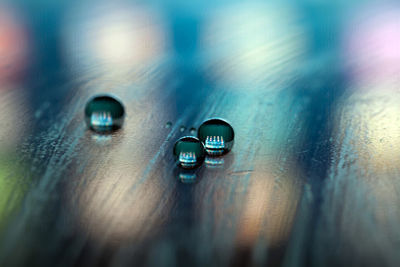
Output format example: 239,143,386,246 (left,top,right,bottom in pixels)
1,0,400,266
